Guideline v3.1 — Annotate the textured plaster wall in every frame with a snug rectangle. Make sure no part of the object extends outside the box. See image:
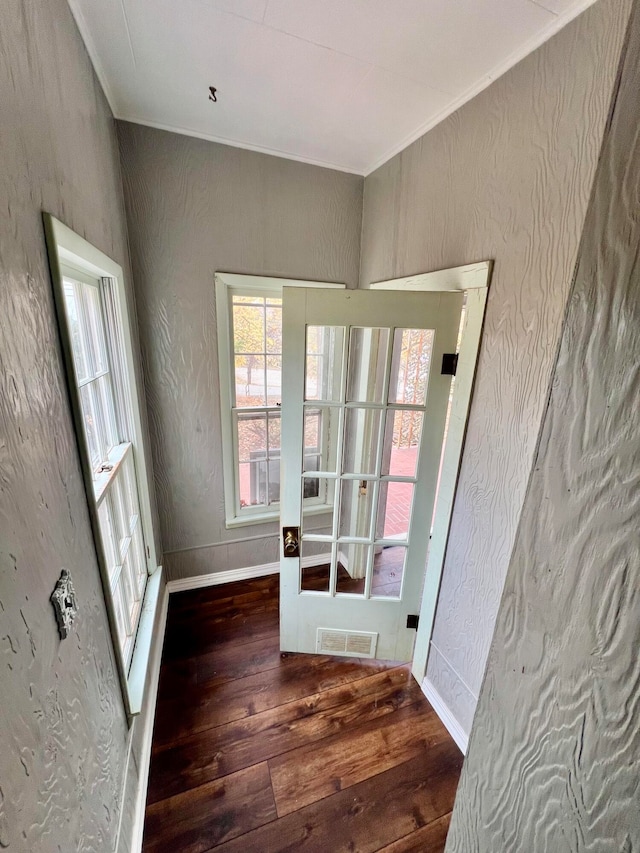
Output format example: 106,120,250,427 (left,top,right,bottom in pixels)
0,1,160,850
447,2,640,847
117,121,363,582
359,0,632,737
